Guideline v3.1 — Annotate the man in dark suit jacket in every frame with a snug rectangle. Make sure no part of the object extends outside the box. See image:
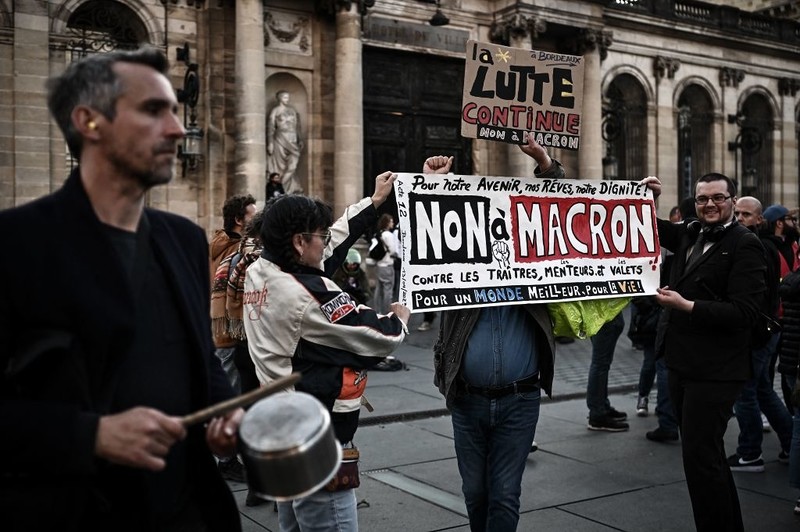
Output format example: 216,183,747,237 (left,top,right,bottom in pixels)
0,48,242,531
641,173,766,532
